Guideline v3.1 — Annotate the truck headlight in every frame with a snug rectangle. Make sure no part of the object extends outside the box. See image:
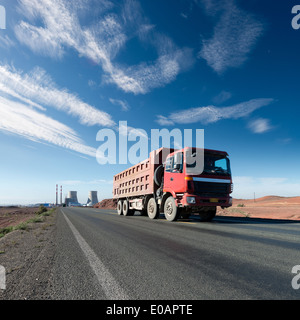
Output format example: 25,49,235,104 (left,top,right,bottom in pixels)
187,197,196,204
230,183,234,193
